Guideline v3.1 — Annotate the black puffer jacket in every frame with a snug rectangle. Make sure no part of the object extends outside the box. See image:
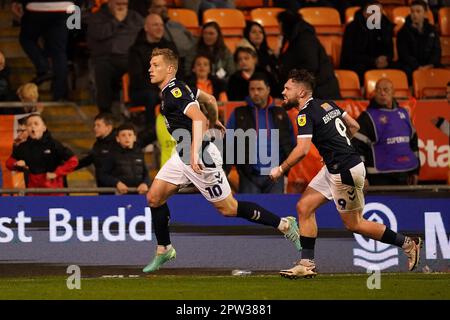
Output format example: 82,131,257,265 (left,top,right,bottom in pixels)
98,144,150,188
340,9,394,76
397,16,441,72
76,130,117,187
279,17,341,100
